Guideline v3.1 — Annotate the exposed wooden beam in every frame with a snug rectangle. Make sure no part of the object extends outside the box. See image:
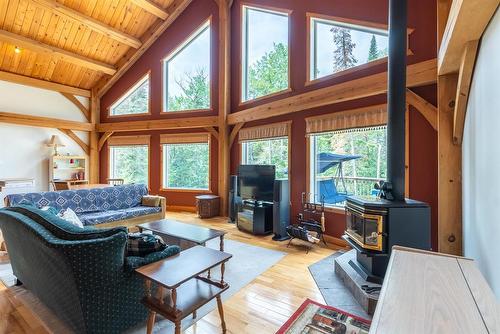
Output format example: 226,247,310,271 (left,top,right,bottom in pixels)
438,73,461,255
89,89,100,184
406,89,438,130
438,0,498,75
217,0,233,216
228,59,437,125
95,0,194,97
60,93,90,121
98,131,114,151
229,122,244,148
0,70,90,97
453,40,479,145
58,129,90,155
97,116,218,132
0,29,116,75
0,111,93,131
131,0,169,20
204,126,219,139
31,0,142,49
